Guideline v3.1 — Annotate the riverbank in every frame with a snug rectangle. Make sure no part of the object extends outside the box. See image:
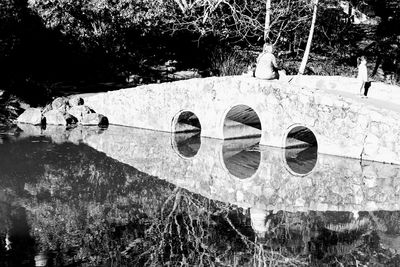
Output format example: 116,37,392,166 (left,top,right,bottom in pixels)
0,90,29,126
